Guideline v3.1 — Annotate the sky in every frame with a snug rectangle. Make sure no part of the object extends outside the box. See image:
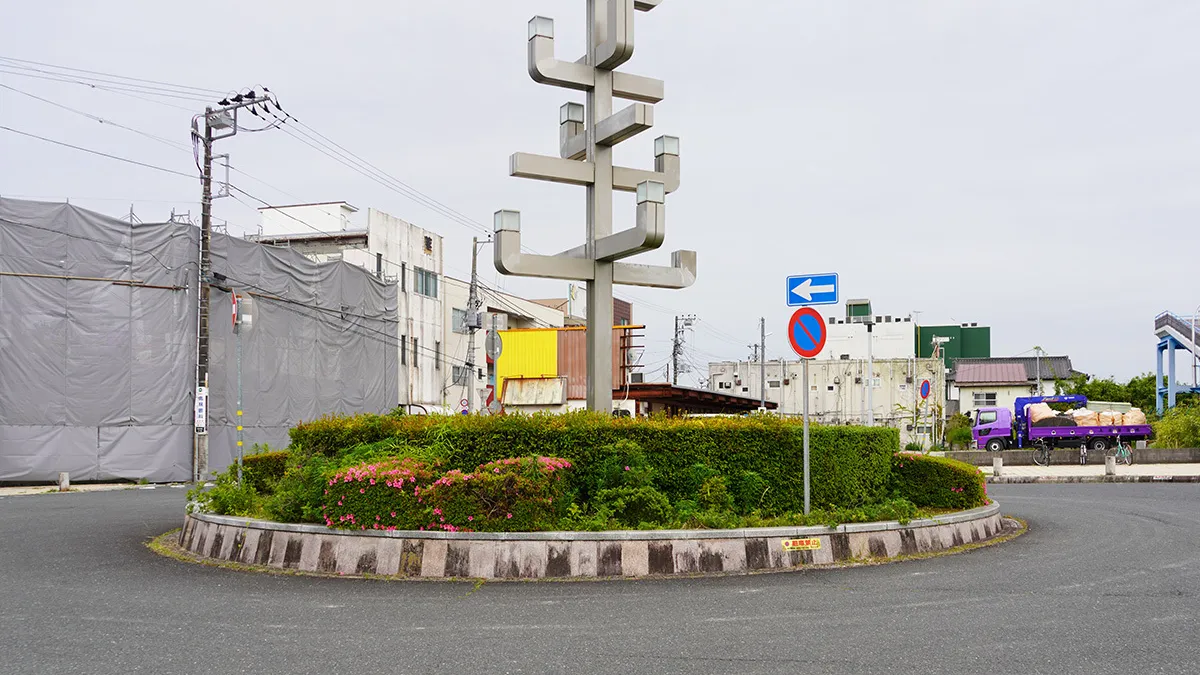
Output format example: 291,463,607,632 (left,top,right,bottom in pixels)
2,0,1198,385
